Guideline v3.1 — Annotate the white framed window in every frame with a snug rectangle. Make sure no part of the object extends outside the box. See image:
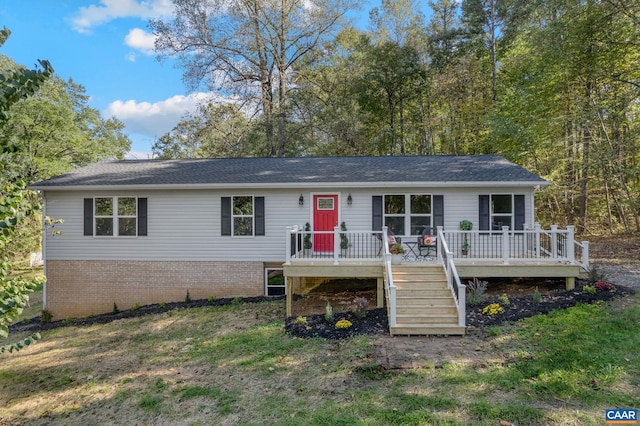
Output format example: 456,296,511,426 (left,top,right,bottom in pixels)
265,268,285,296
384,194,432,236
491,194,513,230
232,196,254,236
94,197,137,237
